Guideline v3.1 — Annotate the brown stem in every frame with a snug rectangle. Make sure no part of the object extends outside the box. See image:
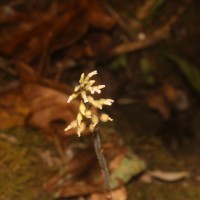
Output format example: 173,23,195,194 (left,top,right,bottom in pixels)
93,130,112,200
